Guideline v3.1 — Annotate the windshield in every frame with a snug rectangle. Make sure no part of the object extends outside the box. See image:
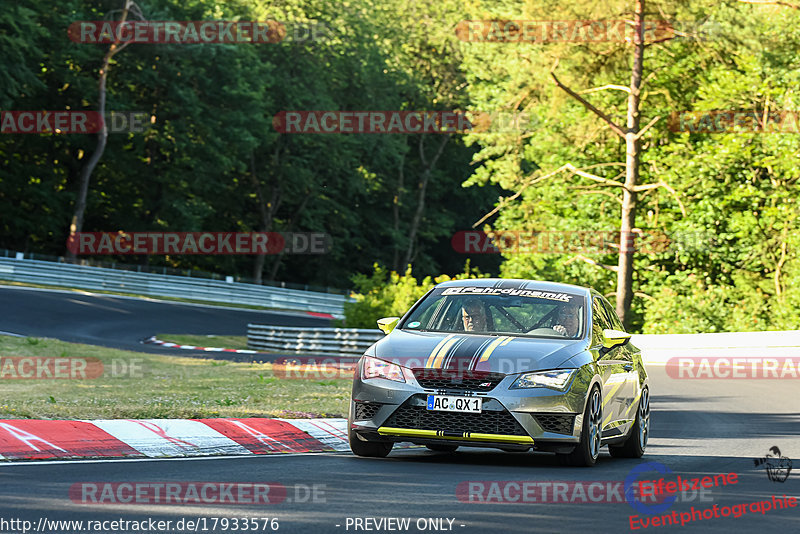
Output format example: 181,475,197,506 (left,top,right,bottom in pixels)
401,286,586,339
